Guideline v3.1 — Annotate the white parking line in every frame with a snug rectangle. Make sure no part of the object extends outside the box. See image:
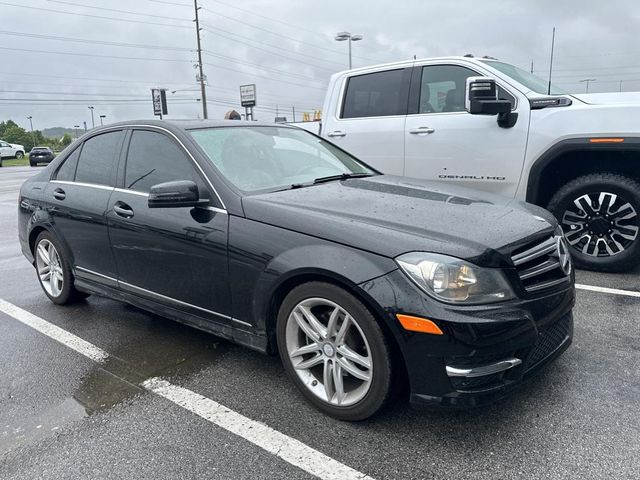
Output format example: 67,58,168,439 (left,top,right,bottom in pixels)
0,299,108,362
576,283,640,298
0,298,374,480
143,378,374,480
